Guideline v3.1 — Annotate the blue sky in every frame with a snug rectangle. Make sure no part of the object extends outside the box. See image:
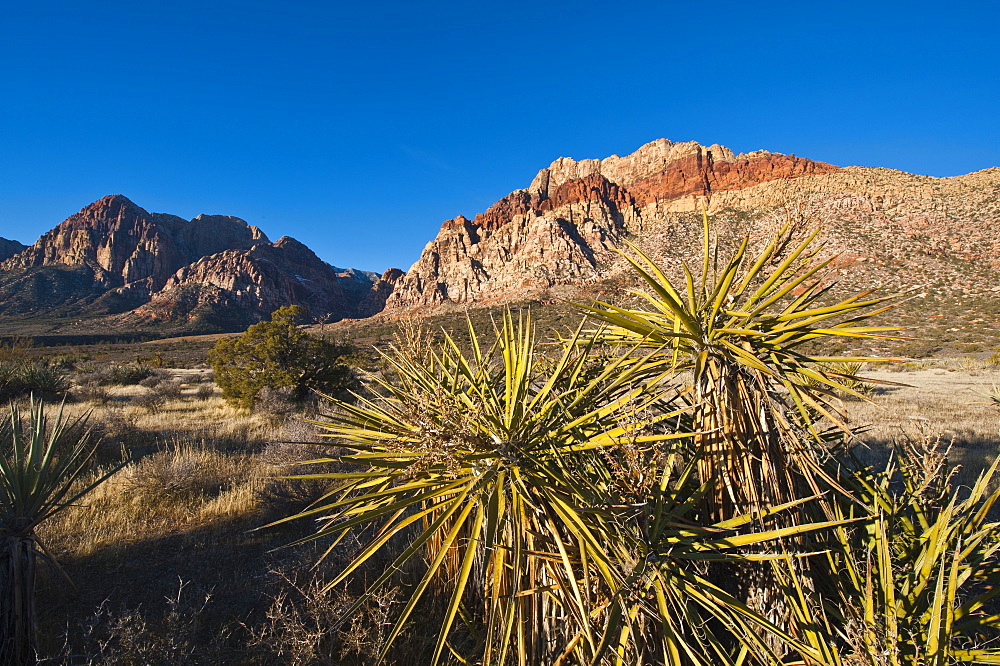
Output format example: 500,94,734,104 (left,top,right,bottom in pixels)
2,1,998,273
